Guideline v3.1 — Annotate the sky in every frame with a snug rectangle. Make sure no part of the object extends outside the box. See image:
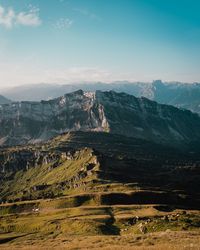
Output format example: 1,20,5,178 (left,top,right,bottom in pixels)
0,0,200,89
